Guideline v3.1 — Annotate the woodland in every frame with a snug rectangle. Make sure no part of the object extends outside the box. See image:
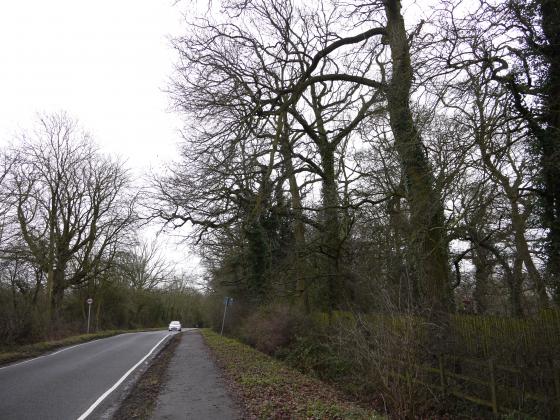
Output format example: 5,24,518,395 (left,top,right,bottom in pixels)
1,0,559,417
